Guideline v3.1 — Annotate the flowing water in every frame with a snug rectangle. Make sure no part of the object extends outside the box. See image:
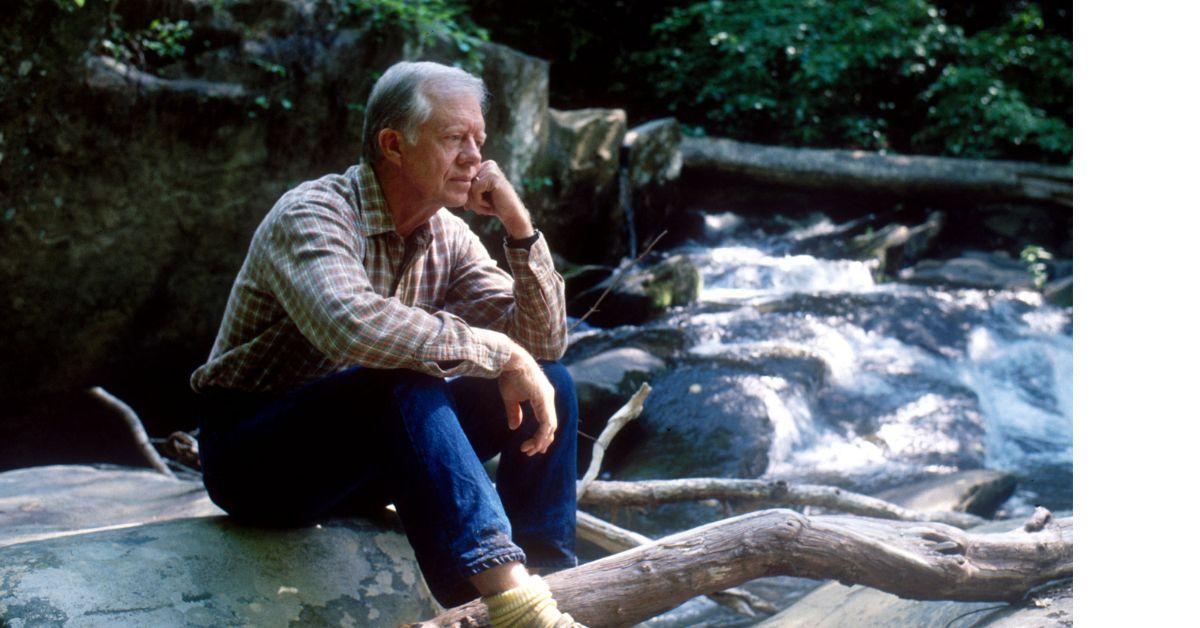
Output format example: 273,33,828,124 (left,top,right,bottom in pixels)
571,211,1073,626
